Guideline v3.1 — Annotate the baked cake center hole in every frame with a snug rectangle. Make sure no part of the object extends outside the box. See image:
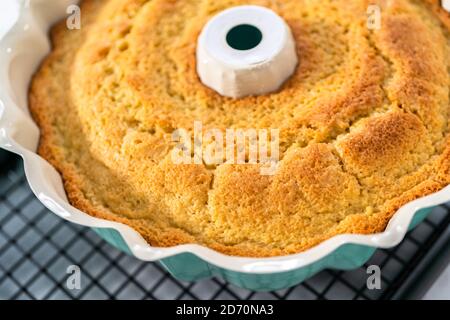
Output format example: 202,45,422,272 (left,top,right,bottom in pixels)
226,24,263,50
